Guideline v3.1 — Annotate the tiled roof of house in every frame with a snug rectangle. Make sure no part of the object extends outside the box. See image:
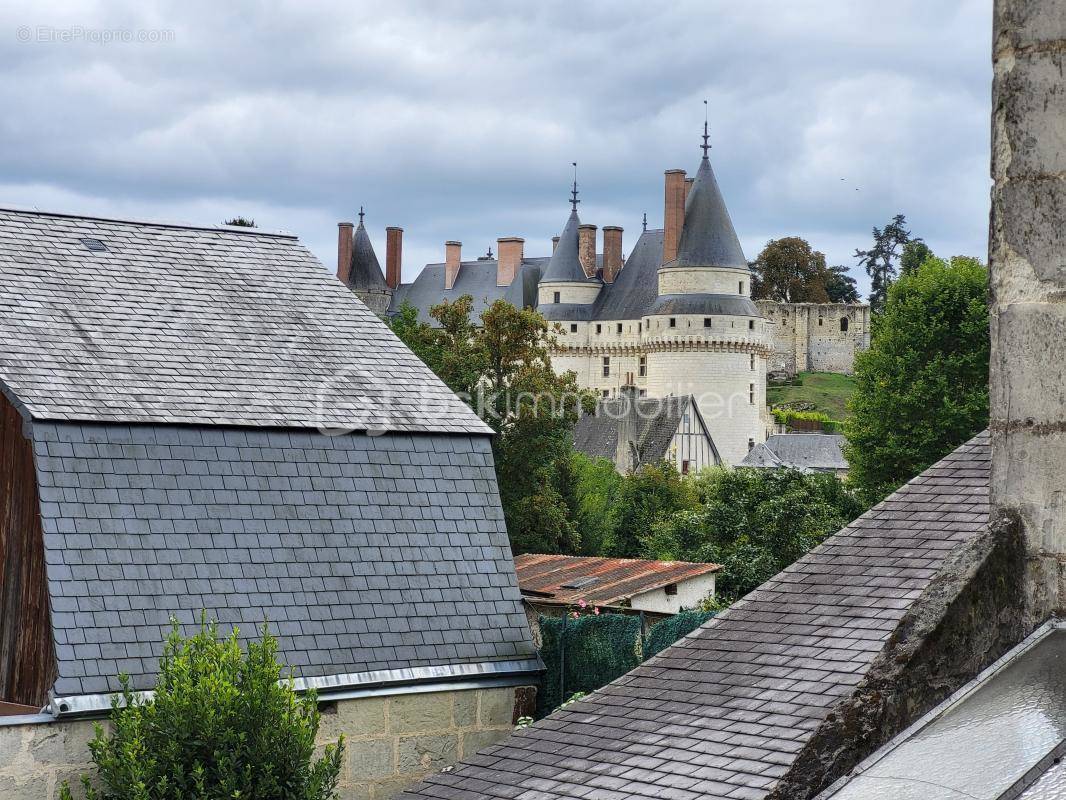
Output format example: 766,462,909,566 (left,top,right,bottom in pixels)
515,554,720,608
399,431,991,800
667,153,749,271
347,218,388,291
0,207,488,434
572,395,712,468
541,208,596,284
741,434,848,472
